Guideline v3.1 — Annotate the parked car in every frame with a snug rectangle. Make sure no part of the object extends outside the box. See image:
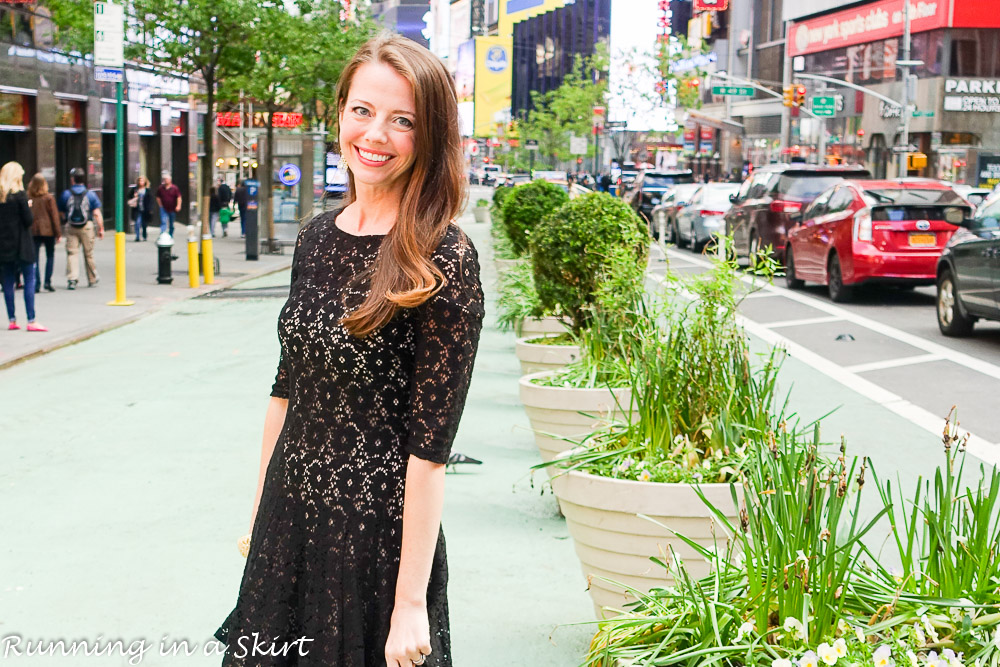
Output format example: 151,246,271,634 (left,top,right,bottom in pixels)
724,164,871,264
935,194,1000,336
625,170,695,223
649,183,703,241
785,178,969,302
674,183,741,250
533,170,569,191
950,184,992,209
